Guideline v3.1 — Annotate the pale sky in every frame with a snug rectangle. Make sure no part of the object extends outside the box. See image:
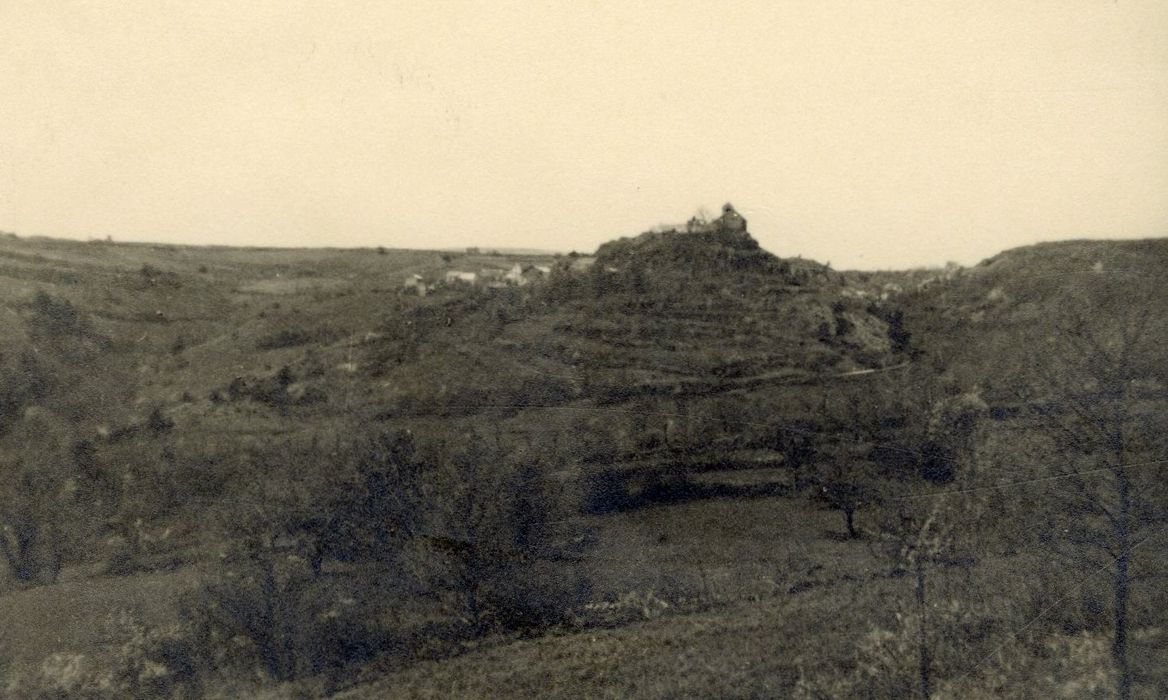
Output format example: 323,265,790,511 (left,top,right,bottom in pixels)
2,1,1166,269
